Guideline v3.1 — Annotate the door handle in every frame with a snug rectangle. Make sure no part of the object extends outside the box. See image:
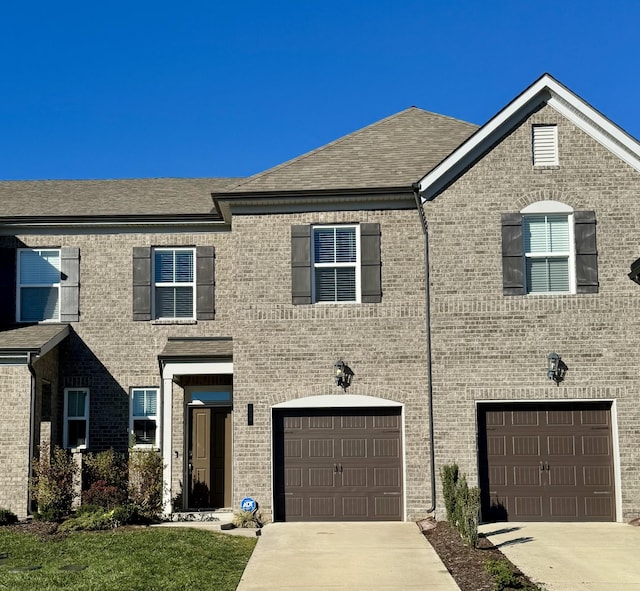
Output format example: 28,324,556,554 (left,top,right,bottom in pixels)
338,464,343,473
539,461,544,472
